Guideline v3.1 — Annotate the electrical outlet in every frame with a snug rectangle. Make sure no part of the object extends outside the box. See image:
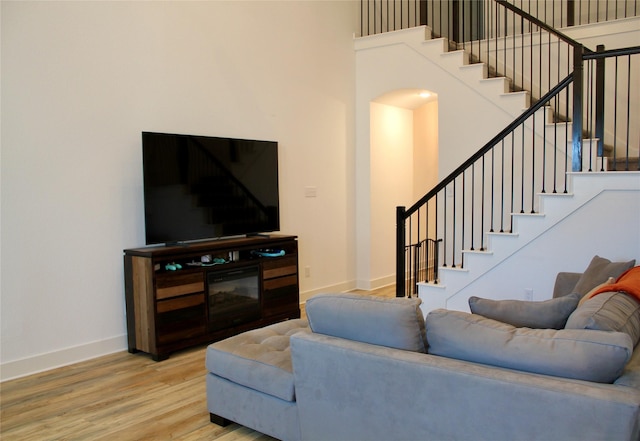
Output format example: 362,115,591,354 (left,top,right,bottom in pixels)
524,288,533,301
305,266,311,278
